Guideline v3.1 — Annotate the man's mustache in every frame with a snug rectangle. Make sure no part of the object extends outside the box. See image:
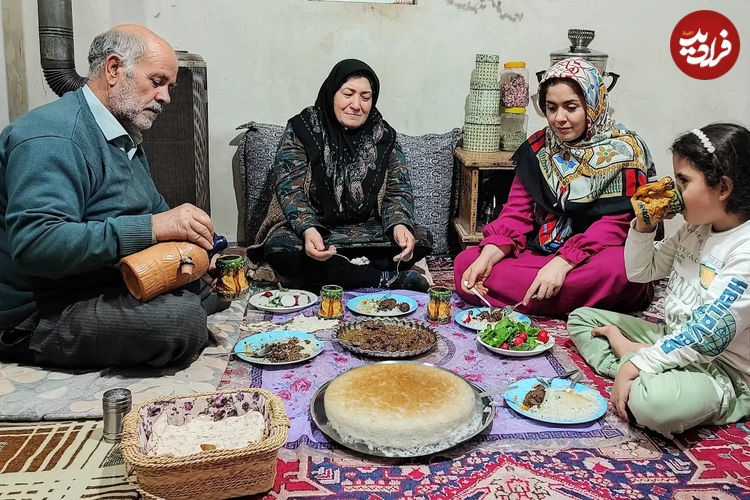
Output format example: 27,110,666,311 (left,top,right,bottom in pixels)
145,102,163,114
